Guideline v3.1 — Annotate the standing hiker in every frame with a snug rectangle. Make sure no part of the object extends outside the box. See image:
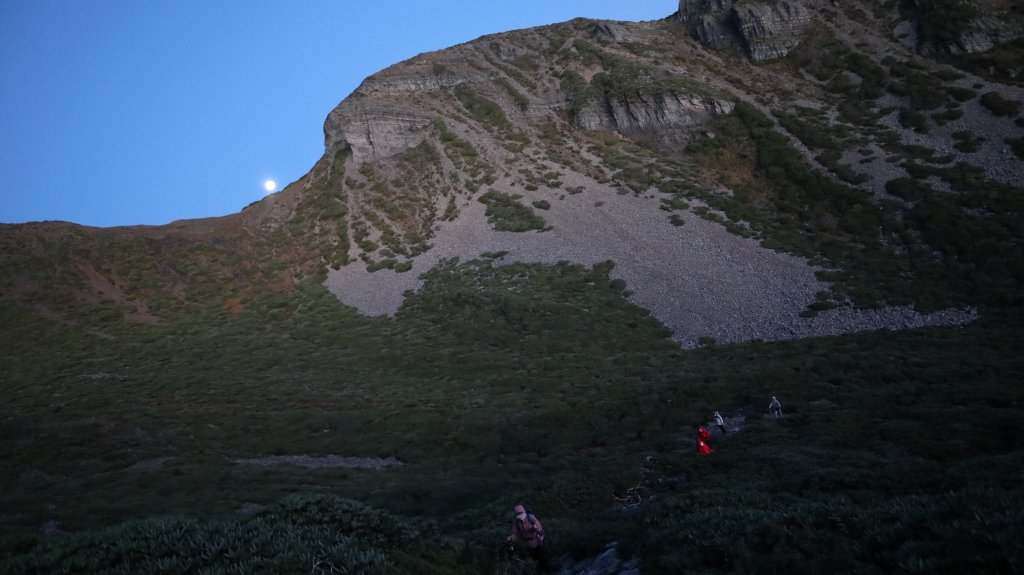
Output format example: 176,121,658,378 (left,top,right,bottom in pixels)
714,411,726,435
769,396,783,418
697,424,713,456
507,504,551,571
